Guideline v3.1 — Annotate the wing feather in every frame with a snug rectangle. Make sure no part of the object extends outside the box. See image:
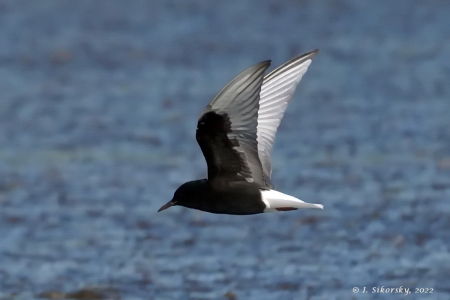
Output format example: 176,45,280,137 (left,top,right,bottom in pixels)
196,49,318,189
257,50,318,183
196,61,271,187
